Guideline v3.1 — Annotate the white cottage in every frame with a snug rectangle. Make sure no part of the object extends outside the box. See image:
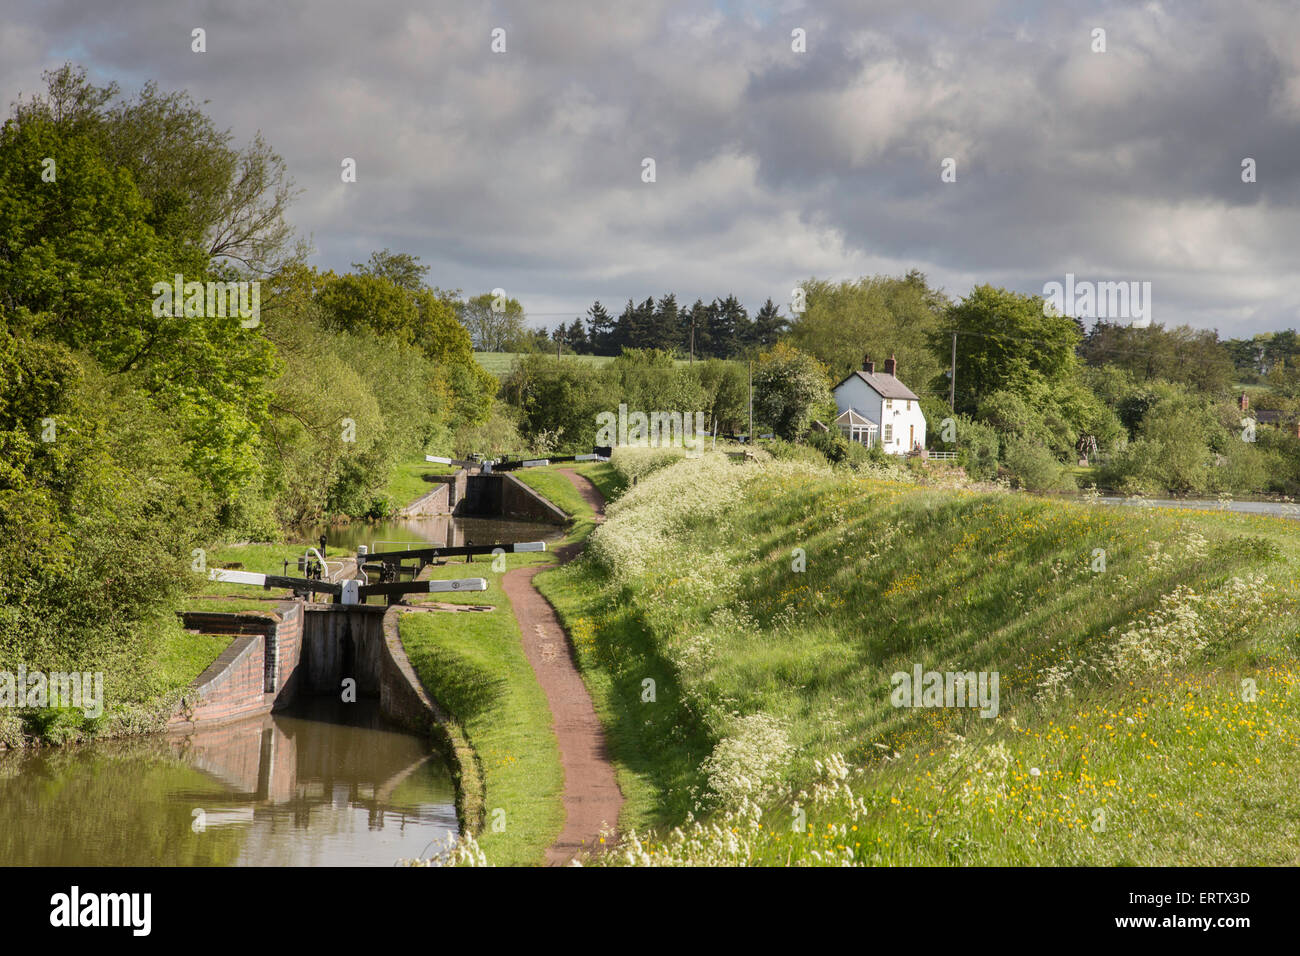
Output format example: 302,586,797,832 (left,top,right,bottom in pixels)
832,355,926,455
